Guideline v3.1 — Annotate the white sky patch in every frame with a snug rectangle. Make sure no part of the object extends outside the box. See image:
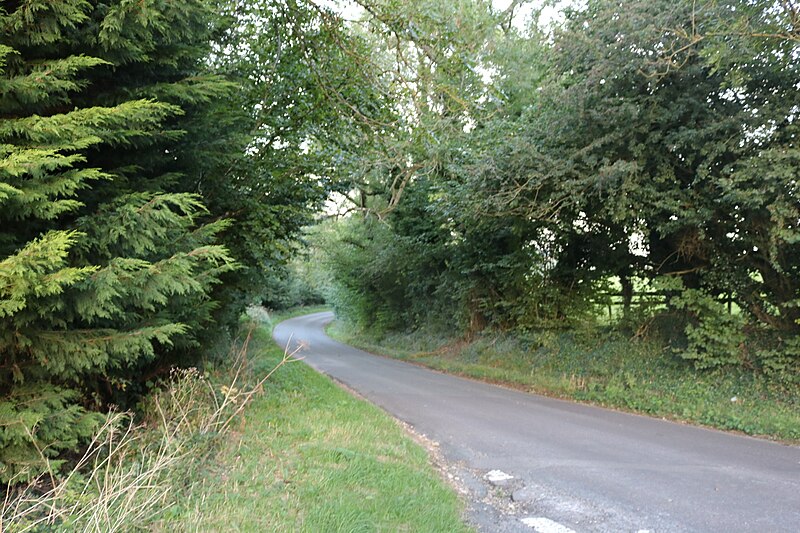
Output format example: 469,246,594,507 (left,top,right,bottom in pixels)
628,231,648,257
322,0,563,32
317,0,363,21
521,517,577,533
494,0,536,31
324,190,353,217
495,0,570,33
573,210,589,230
